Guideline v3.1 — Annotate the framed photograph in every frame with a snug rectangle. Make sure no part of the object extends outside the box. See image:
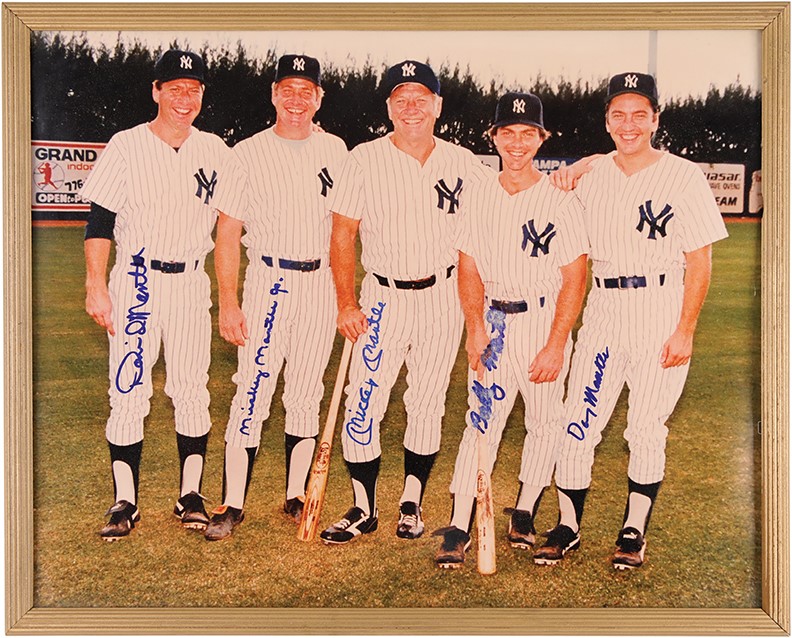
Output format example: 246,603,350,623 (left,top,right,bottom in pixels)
4,2,789,634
